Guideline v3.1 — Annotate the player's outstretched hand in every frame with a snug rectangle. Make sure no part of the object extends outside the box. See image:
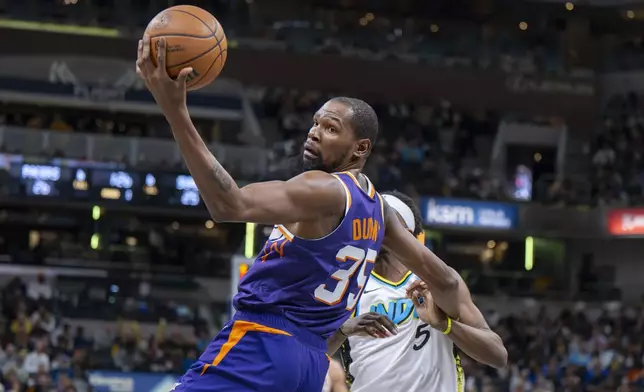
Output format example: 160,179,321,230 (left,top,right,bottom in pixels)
340,312,398,339
407,280,449,331
136,35,193,112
